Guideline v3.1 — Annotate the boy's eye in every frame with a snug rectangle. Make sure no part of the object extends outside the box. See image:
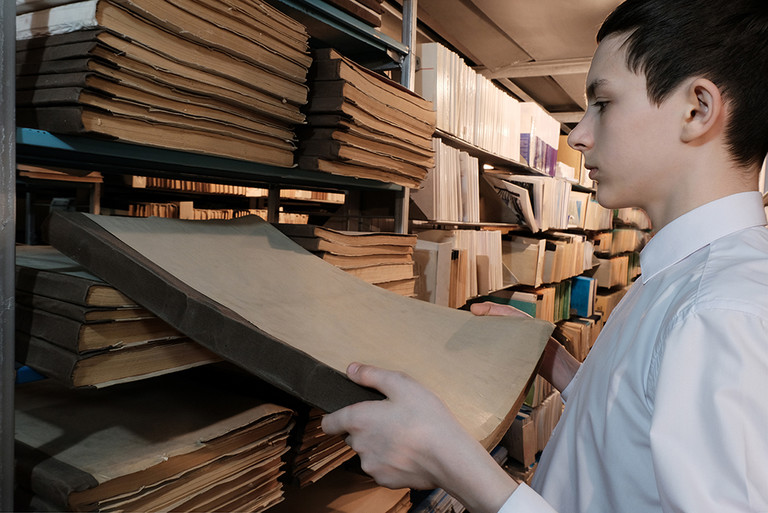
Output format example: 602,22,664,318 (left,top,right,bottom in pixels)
592,101,609,112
